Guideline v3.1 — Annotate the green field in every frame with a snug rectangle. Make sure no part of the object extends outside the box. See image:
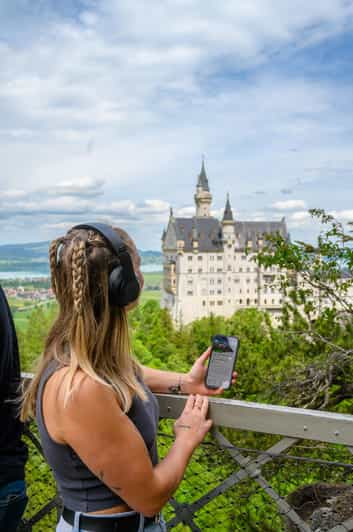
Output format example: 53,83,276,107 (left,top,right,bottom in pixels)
10,271,163,333
140,271,162,303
